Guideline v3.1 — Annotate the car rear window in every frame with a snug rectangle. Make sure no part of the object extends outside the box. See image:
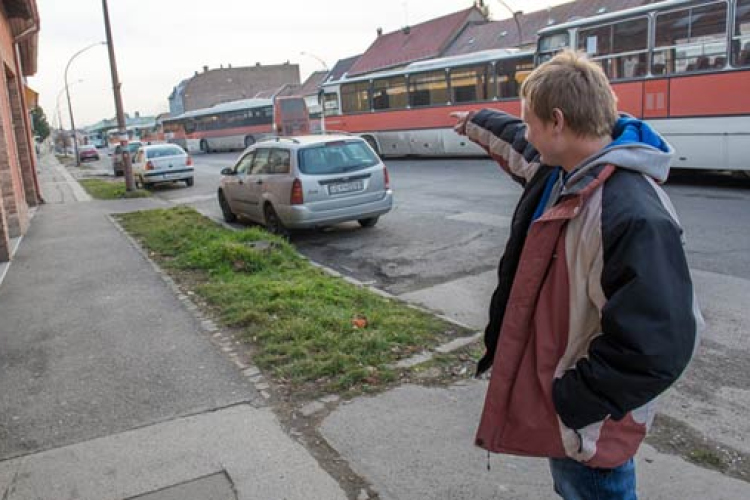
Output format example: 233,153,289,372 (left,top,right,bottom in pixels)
146,145,185,159
297,141,379,175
